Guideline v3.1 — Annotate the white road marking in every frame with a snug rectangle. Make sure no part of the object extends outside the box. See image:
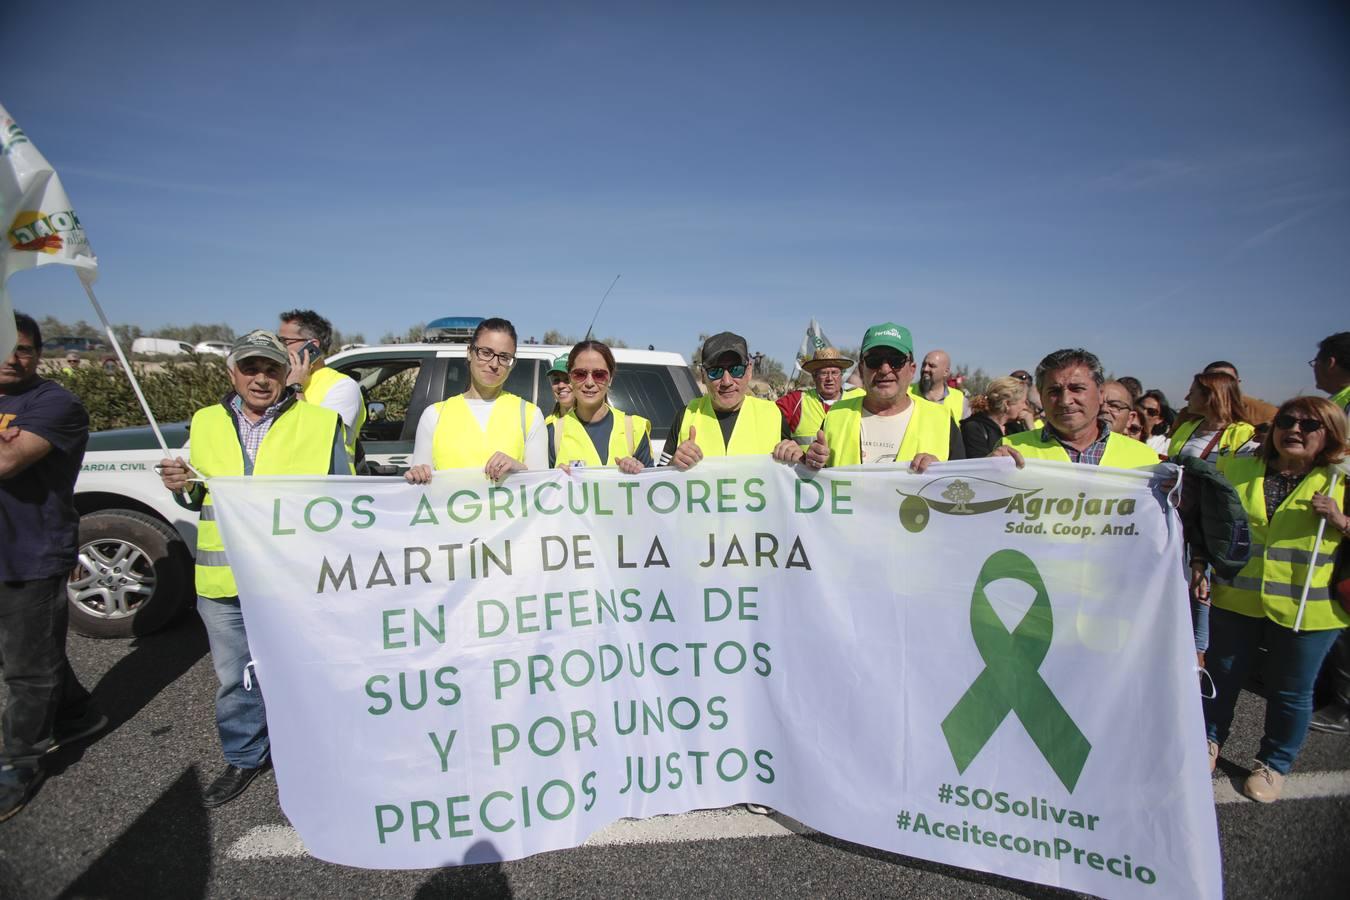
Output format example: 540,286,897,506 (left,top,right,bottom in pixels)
224,773,1350,860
